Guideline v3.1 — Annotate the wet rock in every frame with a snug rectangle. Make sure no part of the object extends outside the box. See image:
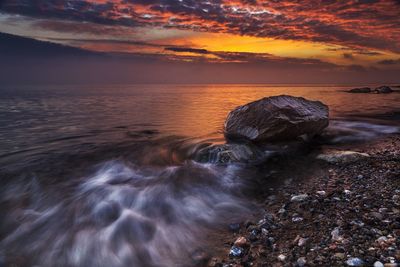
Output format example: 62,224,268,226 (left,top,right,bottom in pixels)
374,261,384,267
346,257,365,266
298,237,308,246
292,216,304,222
370,211,383,220
224,95,329,142
331,227,344,242
317,190,327,196
228,223,241,233
348,87,372,93
334,253,346,260
277,254,286,262
317,150,370,164
297,257,307,267
195,143,264,164
234,236,248,247
291,194,309,202
229,246,244,258
374,86,393,94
